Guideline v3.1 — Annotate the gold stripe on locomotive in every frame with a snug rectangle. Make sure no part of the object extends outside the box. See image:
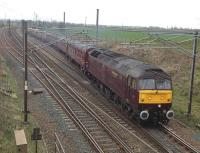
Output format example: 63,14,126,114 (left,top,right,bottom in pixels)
139,90,172,104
